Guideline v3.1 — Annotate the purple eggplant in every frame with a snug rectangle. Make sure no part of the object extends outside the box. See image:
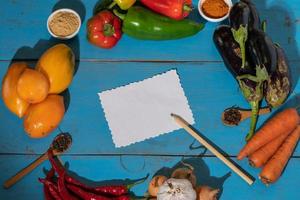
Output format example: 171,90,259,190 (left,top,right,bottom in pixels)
241,0,261,30
214,25,269,141
247,29,277,74
265,45,291,107
213,25,255,76
229,0,262,70
229,1,250,69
